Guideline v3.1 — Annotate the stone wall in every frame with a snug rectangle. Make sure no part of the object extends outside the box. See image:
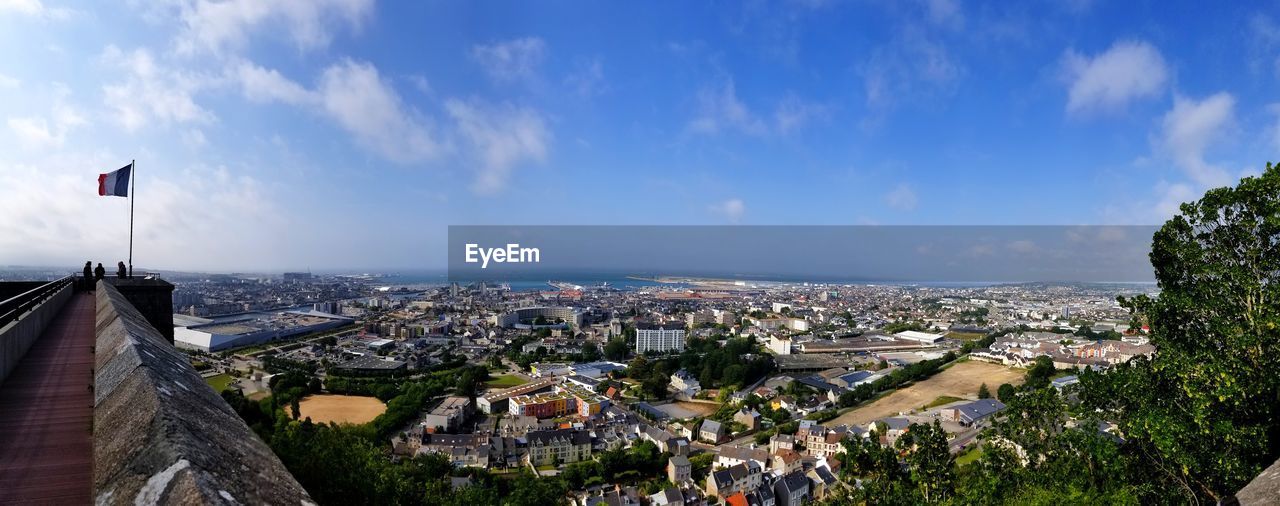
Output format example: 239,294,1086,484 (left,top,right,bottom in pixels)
104,277,175,343
93,282,313,505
